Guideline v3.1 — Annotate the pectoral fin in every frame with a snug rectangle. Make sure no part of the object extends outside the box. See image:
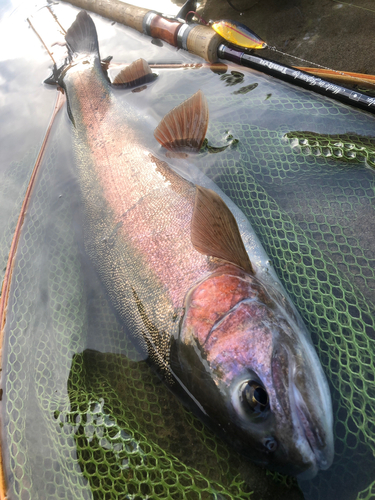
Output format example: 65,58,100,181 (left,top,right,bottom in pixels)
154,90,209,154
112,58,154,88
191,186,253,274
